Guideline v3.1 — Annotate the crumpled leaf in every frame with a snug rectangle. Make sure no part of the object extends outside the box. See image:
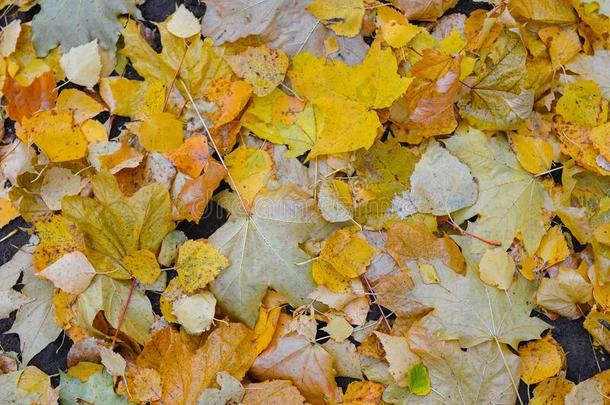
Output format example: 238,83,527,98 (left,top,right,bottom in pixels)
59,369,130,405
137,323,256,404
518,334,566,385
209,187,322,327
31,0,138,56
62,171,174,278
445,127,549,254
408,261,548,349
458,29,533,130
408,140,478,215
